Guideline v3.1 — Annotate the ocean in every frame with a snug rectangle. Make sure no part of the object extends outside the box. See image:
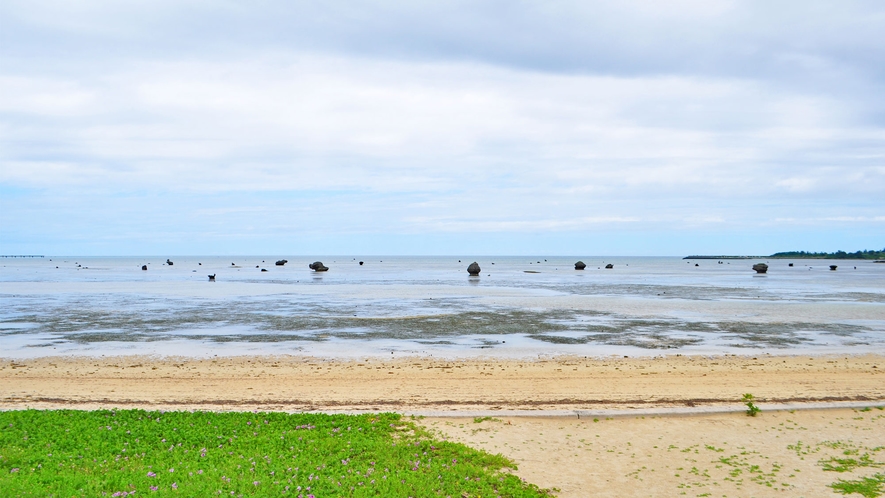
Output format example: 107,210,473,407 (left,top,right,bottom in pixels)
1,256,883,359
